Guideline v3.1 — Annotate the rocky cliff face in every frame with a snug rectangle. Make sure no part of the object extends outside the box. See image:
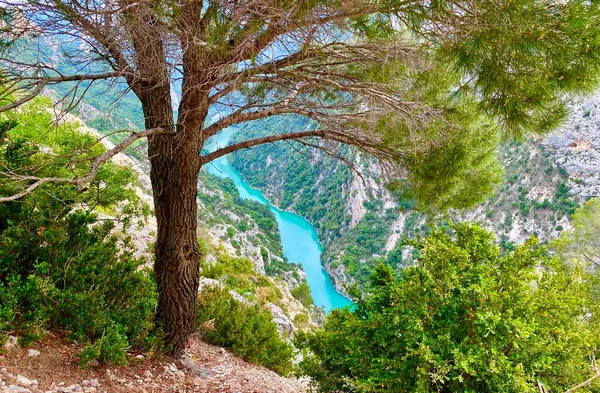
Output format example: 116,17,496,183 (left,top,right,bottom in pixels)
231,94,600,291
544,97,600,198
